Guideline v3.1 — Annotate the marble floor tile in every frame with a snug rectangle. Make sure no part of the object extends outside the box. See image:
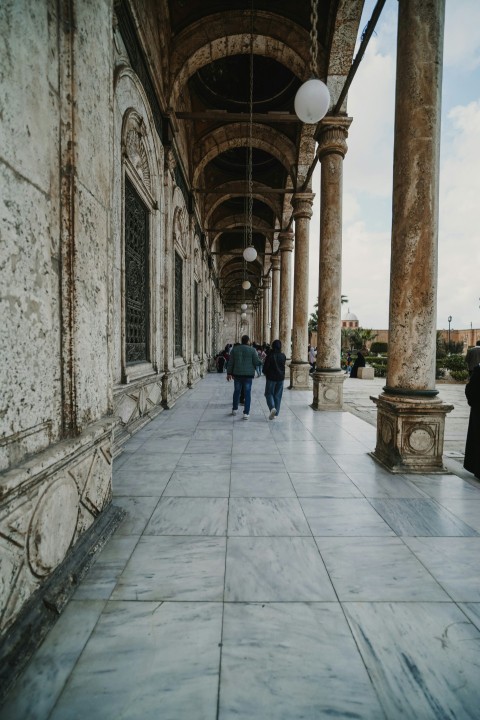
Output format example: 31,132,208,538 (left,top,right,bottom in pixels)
432,498,480,532
112,536,226,601
350,473,427,499
229,473,294,497
140,436,190,453
74,535,140,600
163,470,230,497
344,601,480,719
118,452,182,472
228,498,311,536
191,429,233,441
369,498,479,537
320,440,371,455
112,469,173,497
316,536,448,601
185,439,231,454
219,603,384,720
277,441,326,455
225,537,336,601
330,453,380,473
1,600,105,720
230,459,285,475
49,601,223,720
300,498,395,536
280,453,341,474
403,537,480,601
289,473,363,498
405,474,480,500
114,496,159,535
144,497,228,535
176,453,230,468
458,602,480,631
